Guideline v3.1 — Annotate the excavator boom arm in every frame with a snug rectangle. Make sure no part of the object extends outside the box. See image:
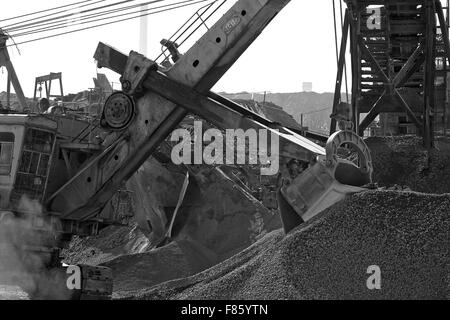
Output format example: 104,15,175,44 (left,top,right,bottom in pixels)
48,0,292,221
48,0,372,234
